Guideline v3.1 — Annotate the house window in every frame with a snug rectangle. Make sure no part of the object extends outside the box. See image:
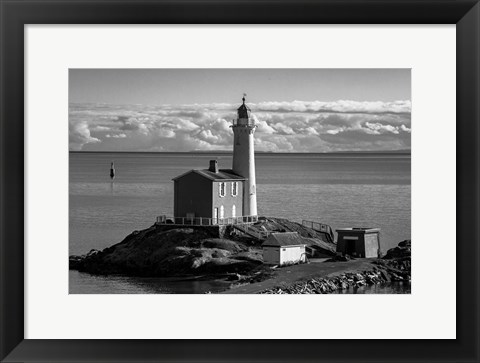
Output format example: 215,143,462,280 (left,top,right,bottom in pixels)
219,182,226,197
220,205,224,219
232,205,236,218
231,182,238,196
